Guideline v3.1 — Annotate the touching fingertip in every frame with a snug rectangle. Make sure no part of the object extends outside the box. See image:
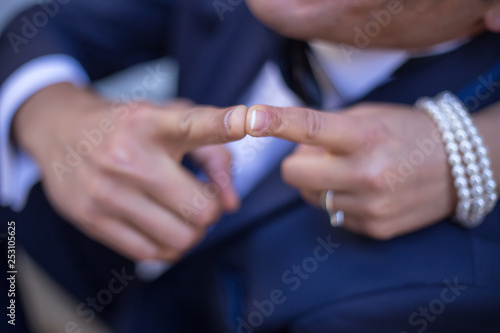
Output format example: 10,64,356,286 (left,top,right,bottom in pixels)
249,109,271,132
225,105,247,135
224,108,235,131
